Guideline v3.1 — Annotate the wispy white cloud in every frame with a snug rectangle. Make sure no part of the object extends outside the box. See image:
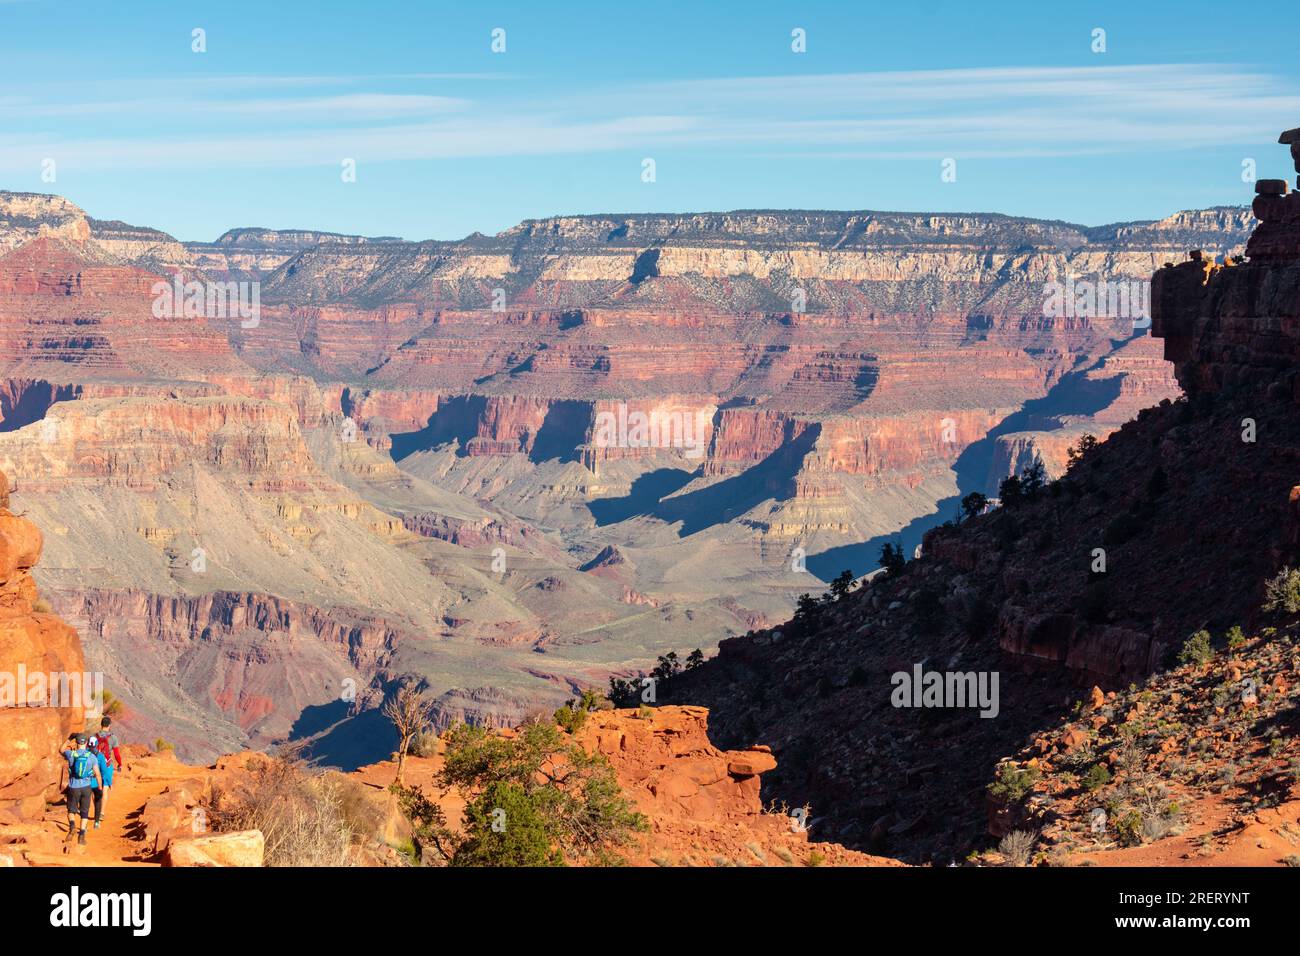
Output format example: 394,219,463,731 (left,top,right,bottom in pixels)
0,63,1289,172
1,92,469,120
0,116,701,170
